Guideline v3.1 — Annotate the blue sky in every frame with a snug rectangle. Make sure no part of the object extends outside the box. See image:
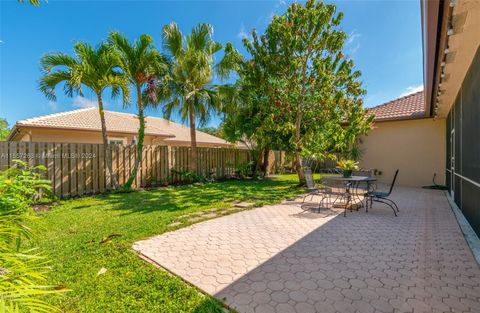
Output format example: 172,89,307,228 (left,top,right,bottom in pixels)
0,0,423,128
